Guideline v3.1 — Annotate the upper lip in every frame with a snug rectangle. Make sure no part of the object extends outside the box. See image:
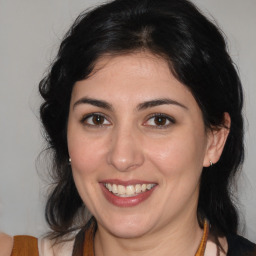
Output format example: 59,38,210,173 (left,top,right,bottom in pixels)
100,179,157,186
